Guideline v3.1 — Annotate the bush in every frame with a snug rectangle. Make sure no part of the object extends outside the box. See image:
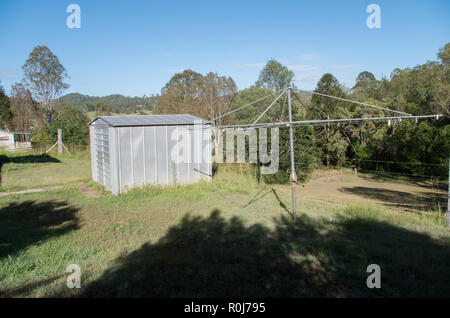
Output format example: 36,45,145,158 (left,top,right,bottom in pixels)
46,121,89,146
